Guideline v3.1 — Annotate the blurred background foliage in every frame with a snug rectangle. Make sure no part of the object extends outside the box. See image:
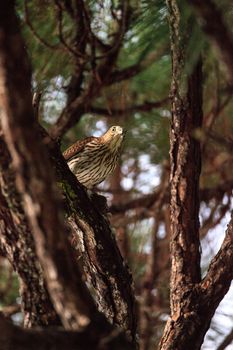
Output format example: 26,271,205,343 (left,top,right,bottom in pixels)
1,1,232,349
